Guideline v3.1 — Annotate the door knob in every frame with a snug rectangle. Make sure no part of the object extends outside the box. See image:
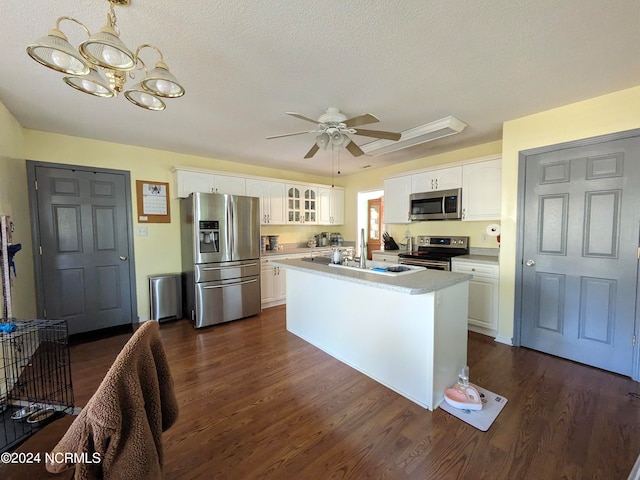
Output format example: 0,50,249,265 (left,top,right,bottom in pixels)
119,256,128,261
525,259,535,267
